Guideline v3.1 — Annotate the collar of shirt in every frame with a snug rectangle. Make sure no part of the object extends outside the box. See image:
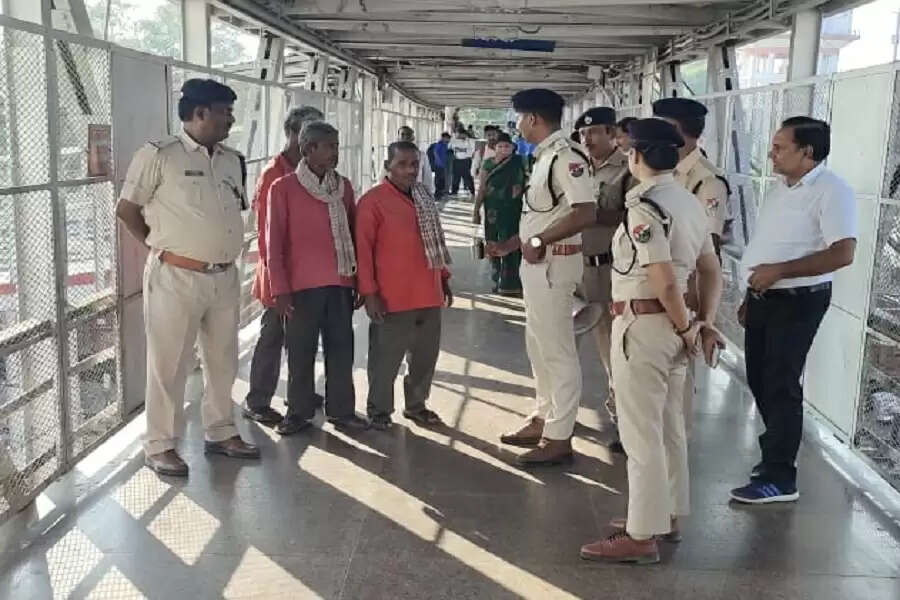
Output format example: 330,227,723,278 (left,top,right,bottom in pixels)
596,149,627,169
625,173,675,207
179,131,223,157
674,146,702,177
533,130,567,160
786,162,826,189
384,177,414,201
275,152,295,174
